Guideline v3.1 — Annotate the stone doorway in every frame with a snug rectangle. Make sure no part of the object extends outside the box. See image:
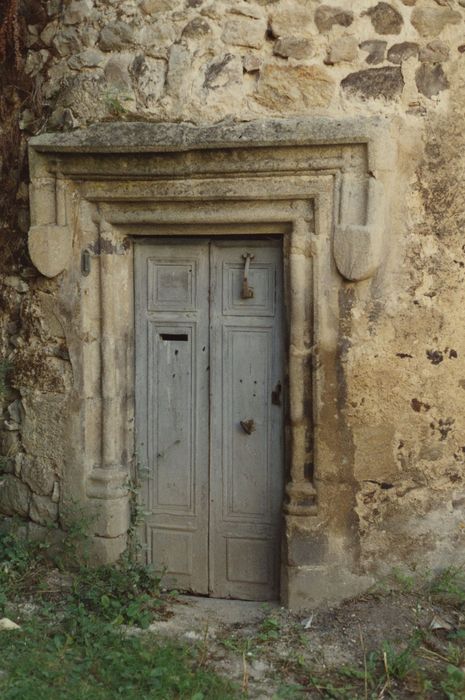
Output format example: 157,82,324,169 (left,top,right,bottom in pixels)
26,119,391,608
135,237,284,601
